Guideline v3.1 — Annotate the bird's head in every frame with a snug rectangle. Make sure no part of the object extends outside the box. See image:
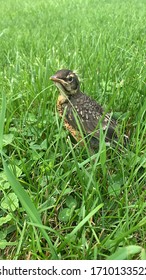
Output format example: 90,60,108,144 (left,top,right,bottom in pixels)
50,69,80,96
